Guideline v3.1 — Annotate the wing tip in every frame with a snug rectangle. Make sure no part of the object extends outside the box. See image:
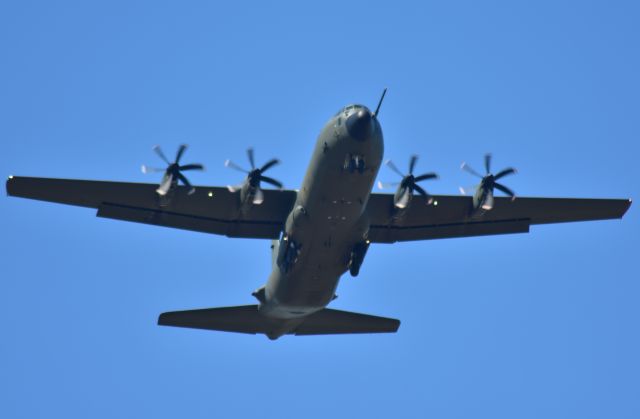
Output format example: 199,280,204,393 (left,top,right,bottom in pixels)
6,175,17,196
390,318,401,333
622,198,632,217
